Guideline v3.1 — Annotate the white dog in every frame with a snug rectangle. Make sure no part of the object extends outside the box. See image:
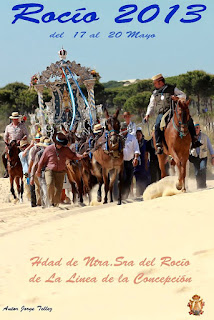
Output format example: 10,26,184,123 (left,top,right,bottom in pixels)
143,176,182,200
